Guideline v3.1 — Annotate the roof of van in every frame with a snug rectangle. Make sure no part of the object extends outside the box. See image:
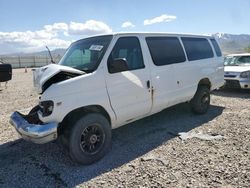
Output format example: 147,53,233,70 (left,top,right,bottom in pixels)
226,53,250,57
72,32,215,45
99,32,213,37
